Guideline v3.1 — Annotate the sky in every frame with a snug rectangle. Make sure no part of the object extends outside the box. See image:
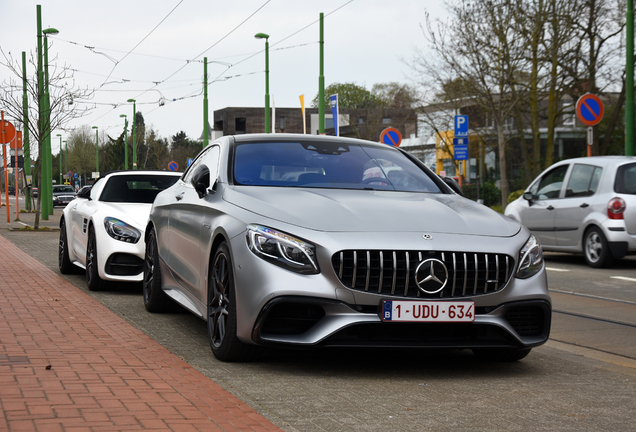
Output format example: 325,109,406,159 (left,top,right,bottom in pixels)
0,0,446,153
